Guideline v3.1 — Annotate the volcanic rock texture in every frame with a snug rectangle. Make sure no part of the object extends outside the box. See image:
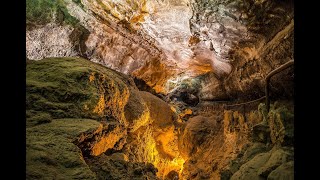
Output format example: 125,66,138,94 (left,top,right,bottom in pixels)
26,0,294,100
26,58,294,179
26,0,294,179
26,58,185,179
